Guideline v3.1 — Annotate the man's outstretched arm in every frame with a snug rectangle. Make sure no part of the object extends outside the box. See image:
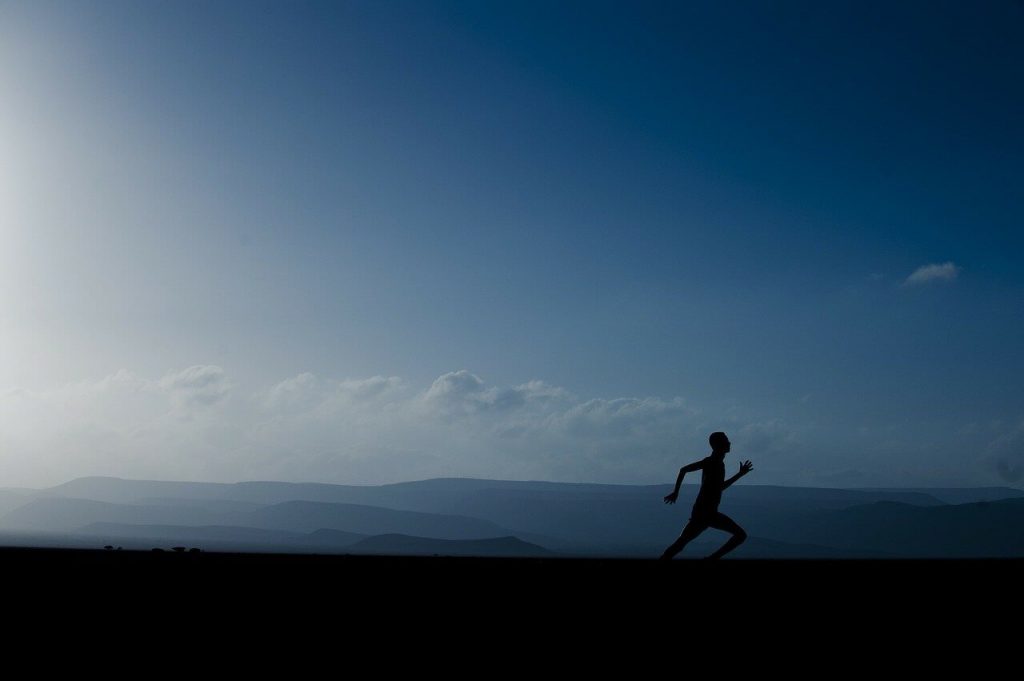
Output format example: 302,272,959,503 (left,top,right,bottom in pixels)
722,460,753,491
663,460,705,504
